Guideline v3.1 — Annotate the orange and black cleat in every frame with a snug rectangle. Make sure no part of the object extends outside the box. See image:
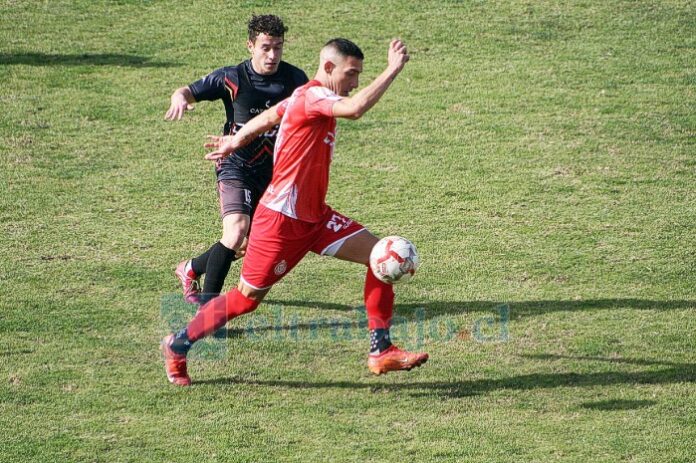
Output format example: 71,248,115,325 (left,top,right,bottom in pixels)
367,345,429,375
161,334,191,386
